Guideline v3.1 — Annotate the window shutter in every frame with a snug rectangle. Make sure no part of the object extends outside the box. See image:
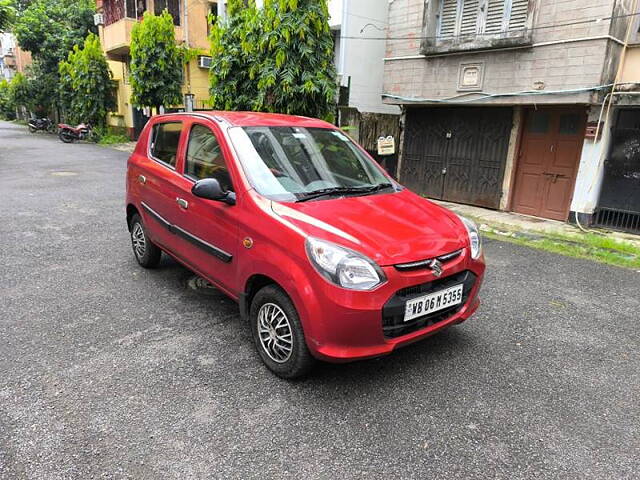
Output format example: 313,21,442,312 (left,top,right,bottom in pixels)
460,0,480,35
508,0,529,31
438,0,459,38
484,0,505,34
